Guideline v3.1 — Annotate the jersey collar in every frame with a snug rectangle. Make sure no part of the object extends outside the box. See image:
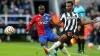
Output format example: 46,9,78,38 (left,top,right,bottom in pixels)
38,13,46,16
